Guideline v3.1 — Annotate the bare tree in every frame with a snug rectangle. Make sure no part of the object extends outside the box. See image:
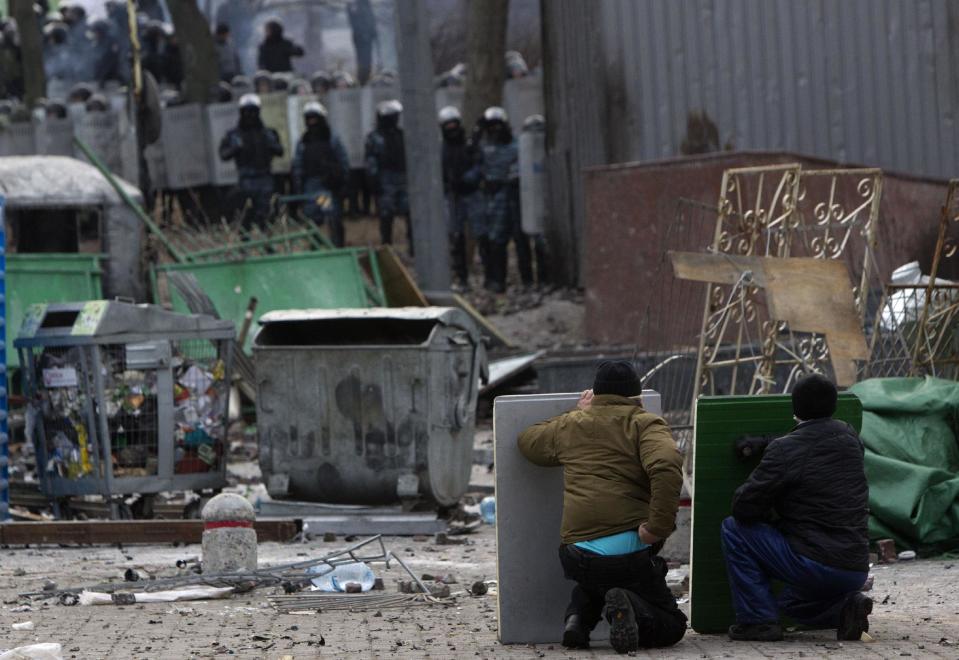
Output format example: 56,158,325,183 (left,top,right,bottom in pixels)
10,0,45,107
463,0,508,129
168,0,219,104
